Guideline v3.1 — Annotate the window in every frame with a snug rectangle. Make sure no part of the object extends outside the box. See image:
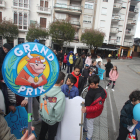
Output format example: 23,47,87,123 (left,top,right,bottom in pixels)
40,18,46,28
18,38,24,44
85,2,93,9
100,20,105,28
30,20,36,24
83,16,92,23
14,11,28,30
117,37,120,42
103,0,108,2
40,0,48,7
0,12,2,23
101,7,107,15
13,0,28,8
